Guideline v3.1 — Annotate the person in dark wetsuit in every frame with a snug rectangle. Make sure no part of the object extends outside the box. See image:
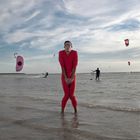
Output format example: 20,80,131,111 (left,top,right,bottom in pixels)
95,68,100,80
44,72,48,78
92,68,100,80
